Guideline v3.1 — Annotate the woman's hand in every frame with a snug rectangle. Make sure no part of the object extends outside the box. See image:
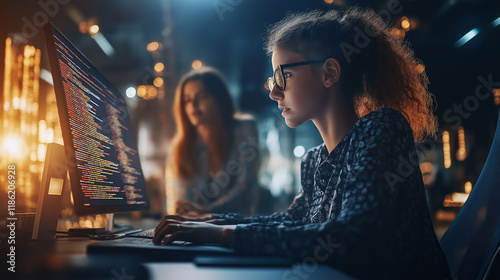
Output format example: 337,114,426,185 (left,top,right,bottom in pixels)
159,213,227,225
152,219,236,247
160,213,209,222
